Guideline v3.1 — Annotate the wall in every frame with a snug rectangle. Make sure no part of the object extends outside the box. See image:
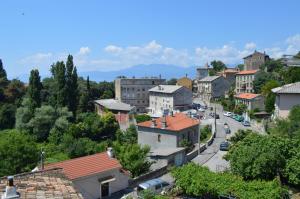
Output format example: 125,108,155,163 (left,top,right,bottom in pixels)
235,74,255,94
275,93,300,118
73,168,129,199
211,77,230,98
